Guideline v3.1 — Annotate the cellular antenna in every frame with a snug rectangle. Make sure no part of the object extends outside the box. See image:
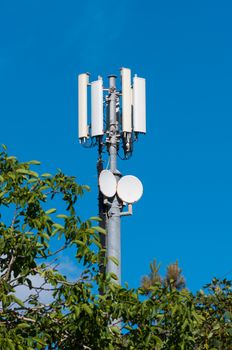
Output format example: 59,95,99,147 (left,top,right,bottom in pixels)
77,68,146,284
